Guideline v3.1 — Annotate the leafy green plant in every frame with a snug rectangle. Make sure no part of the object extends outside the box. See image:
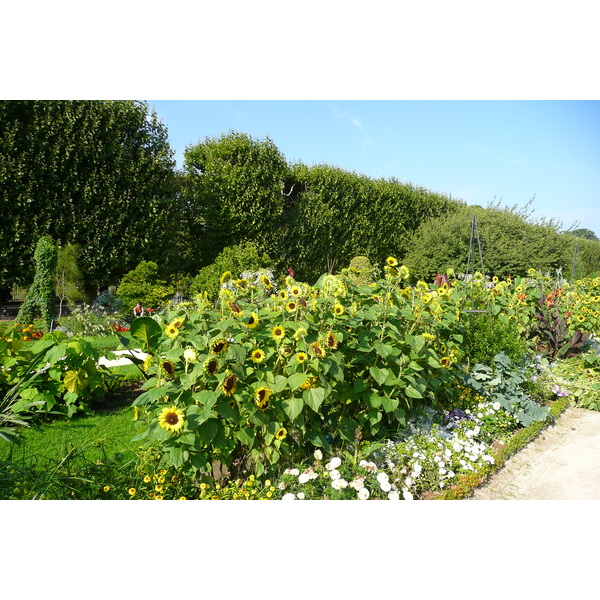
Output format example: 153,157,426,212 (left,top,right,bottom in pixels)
464,352,550,426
